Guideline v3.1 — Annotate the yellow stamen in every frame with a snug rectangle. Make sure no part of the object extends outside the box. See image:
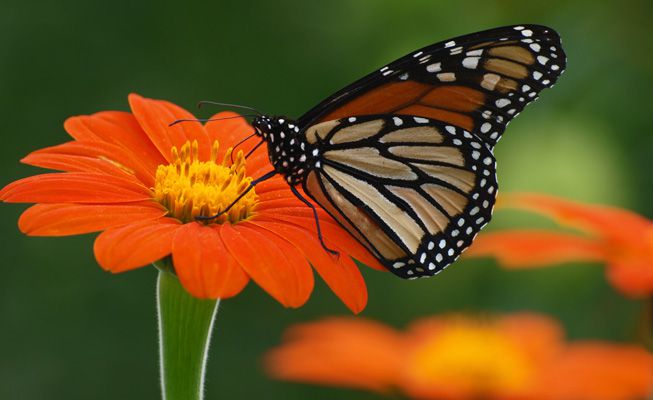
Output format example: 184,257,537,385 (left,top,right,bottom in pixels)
153,140,258,224
409,318,535,395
